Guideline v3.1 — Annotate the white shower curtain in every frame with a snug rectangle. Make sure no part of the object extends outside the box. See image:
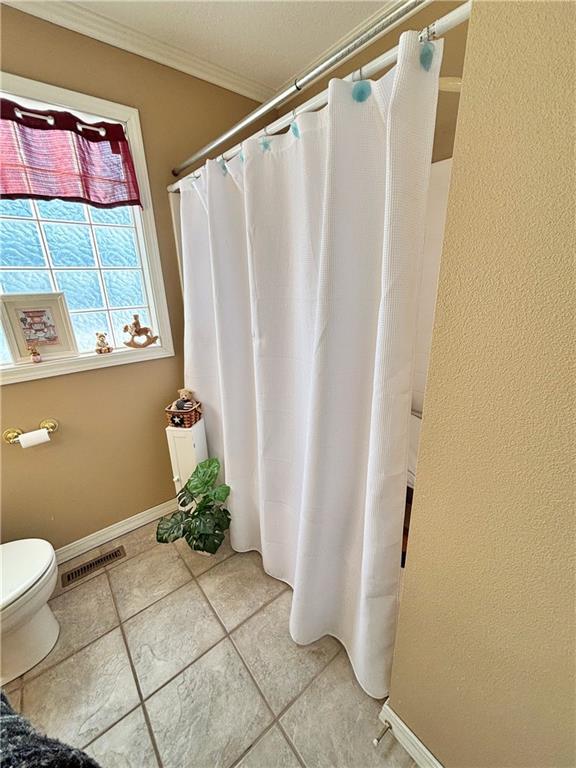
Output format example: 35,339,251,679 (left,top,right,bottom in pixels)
180,32,442,697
